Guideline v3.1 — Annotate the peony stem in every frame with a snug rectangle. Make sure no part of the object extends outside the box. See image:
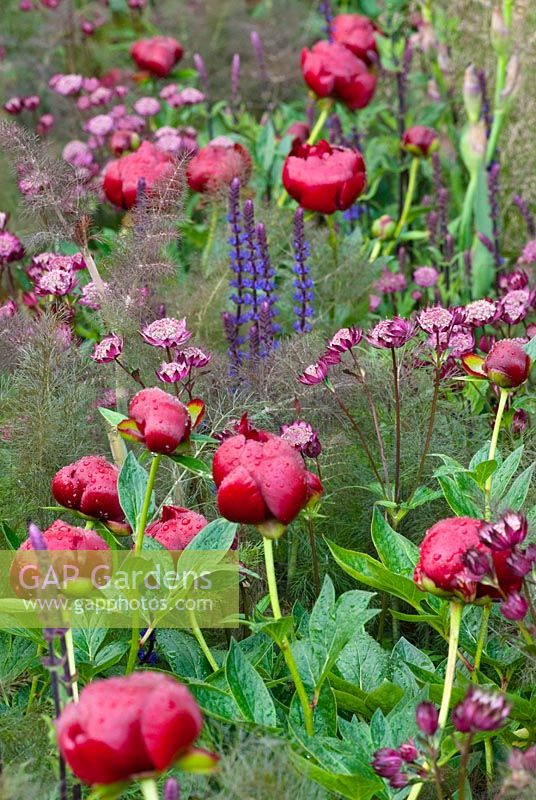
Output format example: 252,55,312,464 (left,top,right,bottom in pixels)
140,778,159,800
188,609,219,672
64,628,79,702
386,156,420,254
369,239,382,262
471,603,491,682
485,388,509,520
438,601,463,729
406,784,424,800
262,536,314,736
